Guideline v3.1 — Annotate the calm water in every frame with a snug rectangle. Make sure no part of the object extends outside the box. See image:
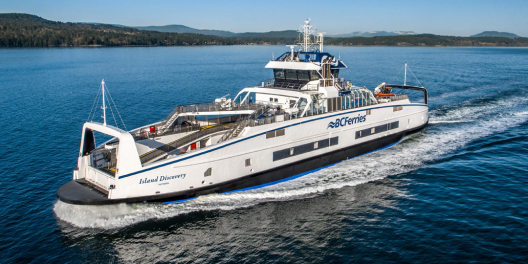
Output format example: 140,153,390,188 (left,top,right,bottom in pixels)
1,46,527,263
